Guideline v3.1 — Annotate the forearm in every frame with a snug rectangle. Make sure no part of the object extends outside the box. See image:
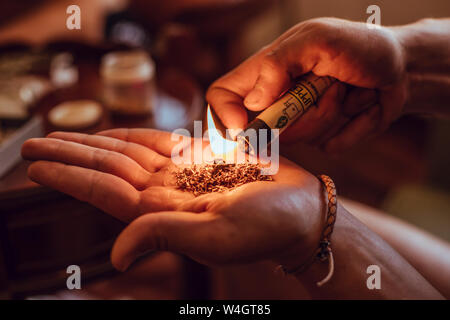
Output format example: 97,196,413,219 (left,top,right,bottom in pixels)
342,198,450,298
292,205,444,299
394,18,450,74
391,18,450,116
